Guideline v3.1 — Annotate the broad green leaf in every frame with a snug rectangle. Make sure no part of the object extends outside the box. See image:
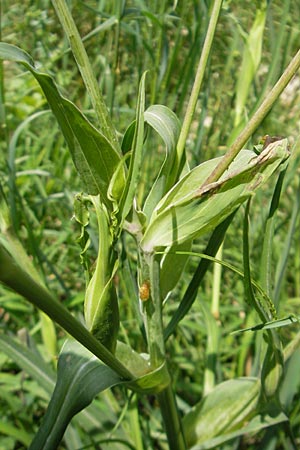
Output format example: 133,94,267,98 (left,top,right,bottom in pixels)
280,347,300,408
141,139,289,252
116,341,150,377
183,377,261,448
143,104,181,217
29,340,123,450
0,42,125,206
159,240,192,300
127,361,171,395
189,408,287,450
